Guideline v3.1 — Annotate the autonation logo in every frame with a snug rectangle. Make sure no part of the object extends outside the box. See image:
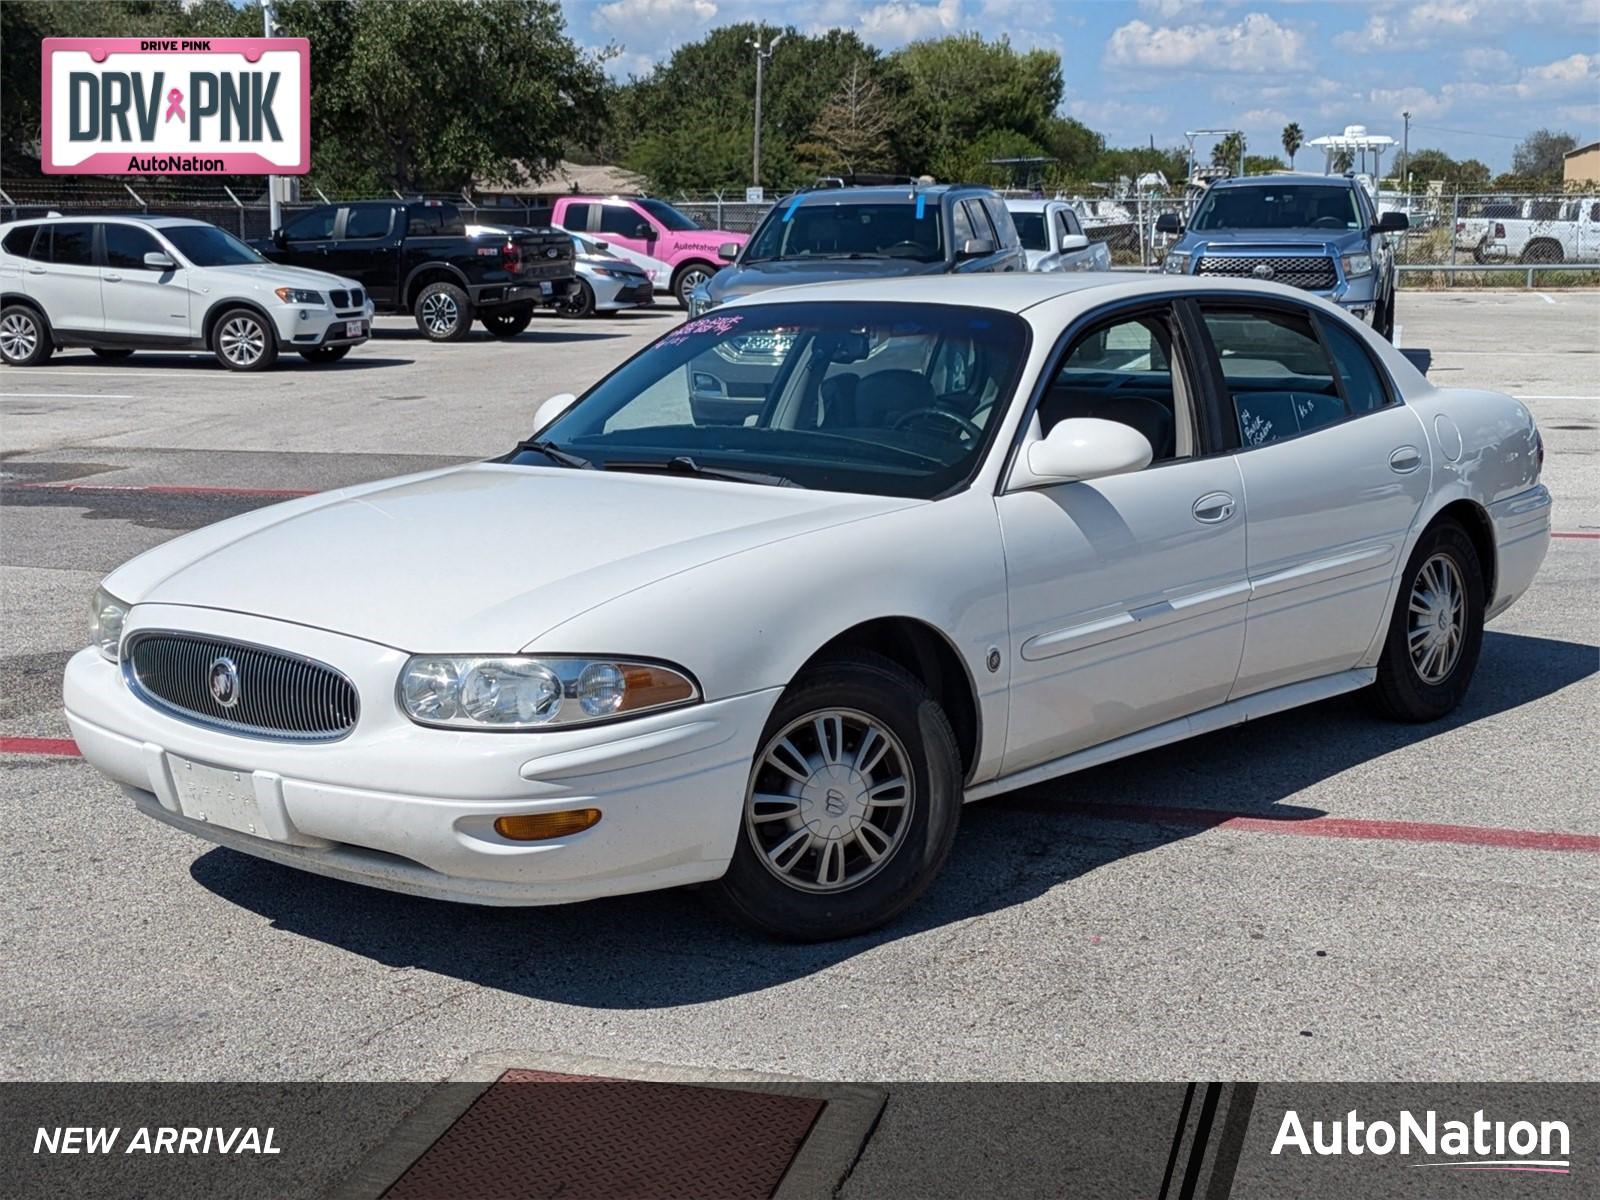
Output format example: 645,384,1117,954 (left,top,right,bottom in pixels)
1272,1108,1571,1174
